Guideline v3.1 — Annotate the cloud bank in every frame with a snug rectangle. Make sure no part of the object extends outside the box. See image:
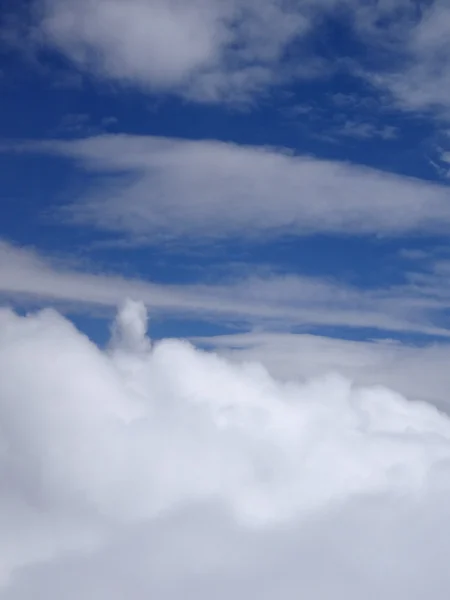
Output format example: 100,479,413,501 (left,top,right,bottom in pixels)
3,300,450,598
